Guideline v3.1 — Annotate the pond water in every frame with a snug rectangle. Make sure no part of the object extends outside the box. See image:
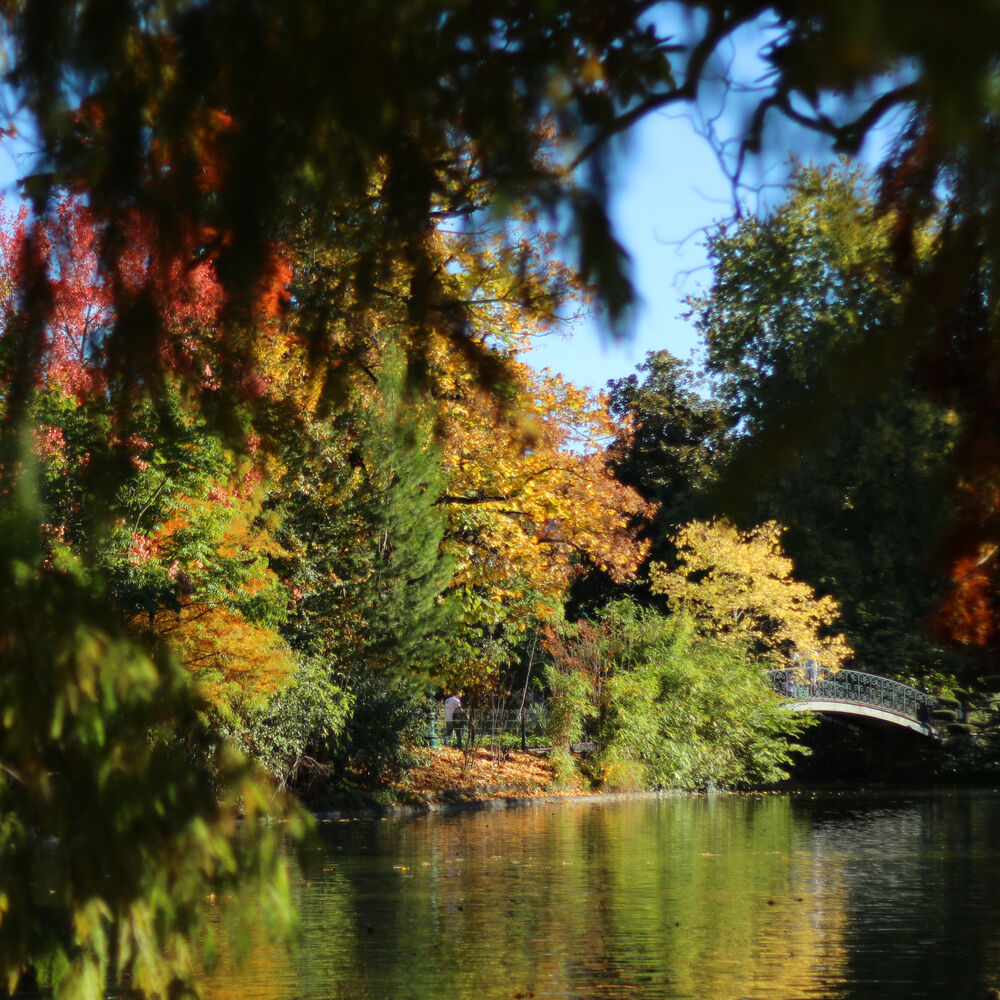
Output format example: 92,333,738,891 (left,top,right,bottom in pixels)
204,791,1000,1000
